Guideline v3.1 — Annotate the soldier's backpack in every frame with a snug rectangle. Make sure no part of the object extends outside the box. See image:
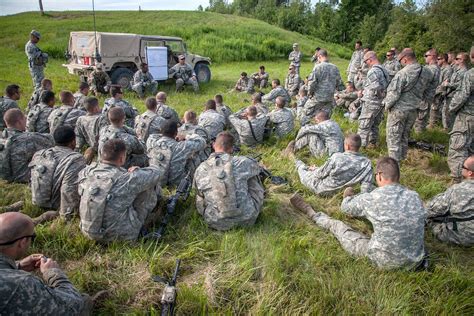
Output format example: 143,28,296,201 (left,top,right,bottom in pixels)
49,107,74,134
26,104,43,130
0,131,21,182
135,113,157,142
78,165,123,241
148,139,173,186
